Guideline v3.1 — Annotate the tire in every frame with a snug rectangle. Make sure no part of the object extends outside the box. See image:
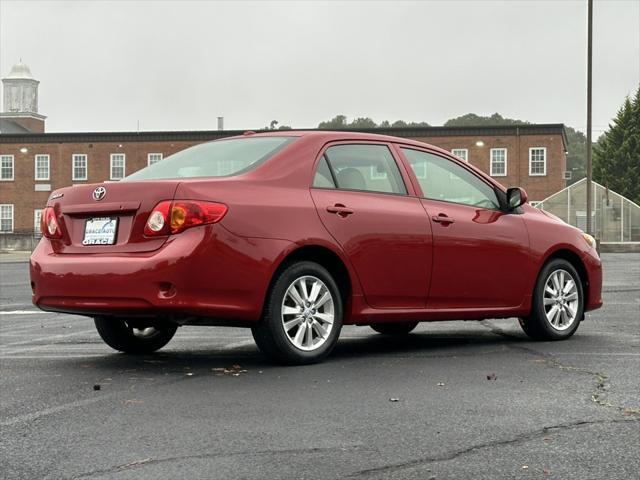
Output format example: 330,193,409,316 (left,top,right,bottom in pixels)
94,317,178,354
519,258,584,341
251,261,343,365
370,322,419,335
